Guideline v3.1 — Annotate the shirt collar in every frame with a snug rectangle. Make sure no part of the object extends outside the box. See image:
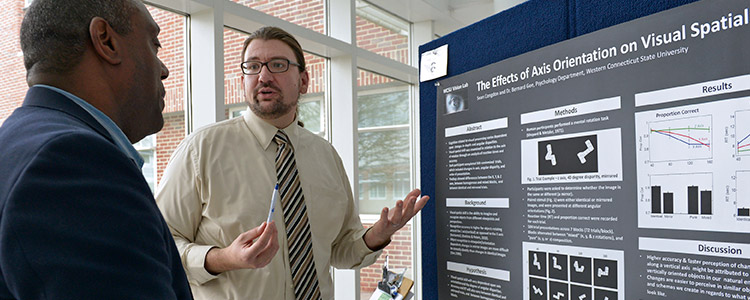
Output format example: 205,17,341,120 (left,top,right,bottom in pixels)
34,84,145,168
243,108,299,151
